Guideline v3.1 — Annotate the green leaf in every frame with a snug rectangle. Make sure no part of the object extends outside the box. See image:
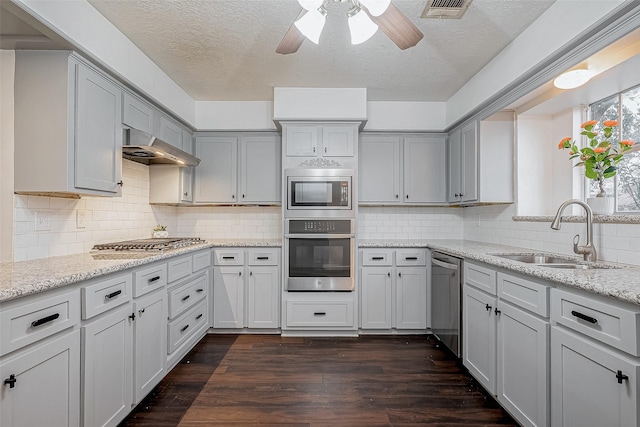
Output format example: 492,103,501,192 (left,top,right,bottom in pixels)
585,168,598,180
